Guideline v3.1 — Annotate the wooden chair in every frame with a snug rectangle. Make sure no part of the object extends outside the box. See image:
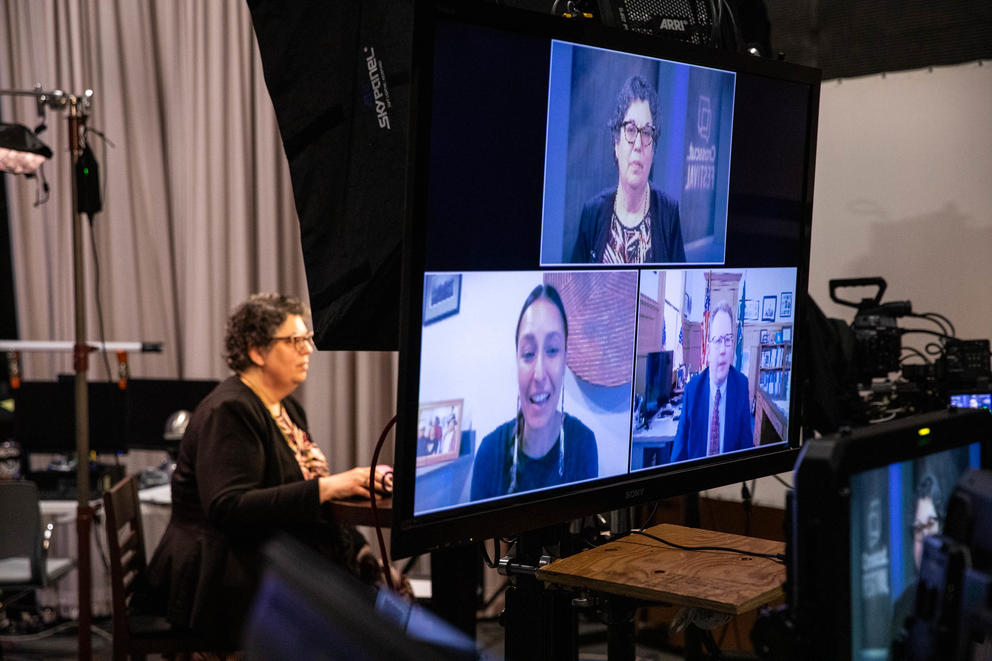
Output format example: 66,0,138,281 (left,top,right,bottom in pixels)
102,475,225,660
